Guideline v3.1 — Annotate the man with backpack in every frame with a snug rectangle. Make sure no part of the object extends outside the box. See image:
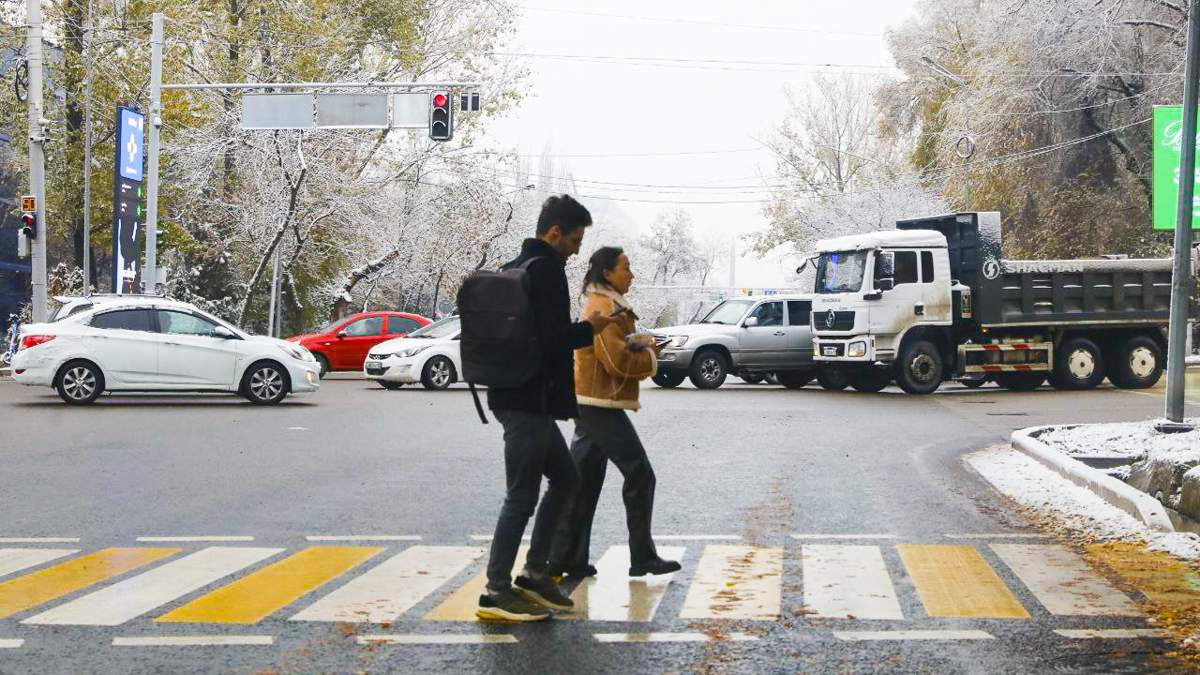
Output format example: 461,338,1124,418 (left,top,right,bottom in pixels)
459,195,616,622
